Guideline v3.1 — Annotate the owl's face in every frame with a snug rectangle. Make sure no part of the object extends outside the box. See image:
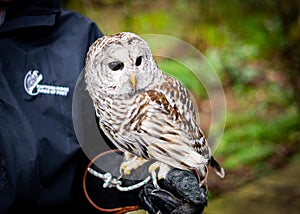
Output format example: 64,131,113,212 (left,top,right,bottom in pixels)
85,32,161,96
